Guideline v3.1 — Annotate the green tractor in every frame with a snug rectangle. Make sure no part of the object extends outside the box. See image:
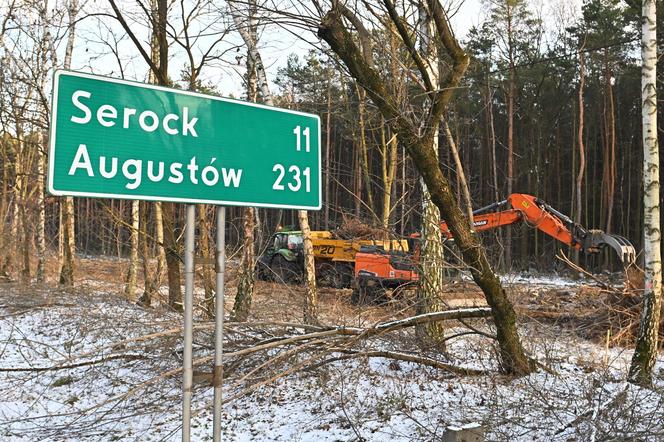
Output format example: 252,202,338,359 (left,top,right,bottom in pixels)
256,230,305,283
